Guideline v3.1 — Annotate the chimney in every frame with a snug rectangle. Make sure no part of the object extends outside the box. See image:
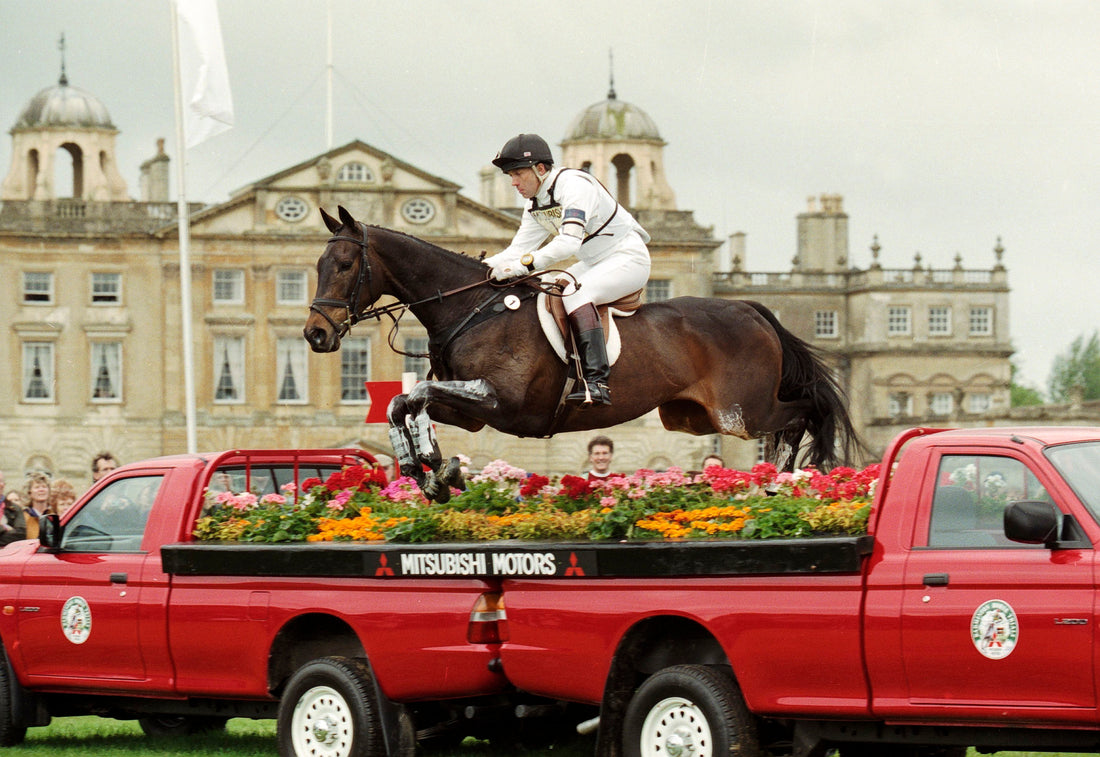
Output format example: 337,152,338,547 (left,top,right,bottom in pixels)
796,193,848,273
139,138,170,203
